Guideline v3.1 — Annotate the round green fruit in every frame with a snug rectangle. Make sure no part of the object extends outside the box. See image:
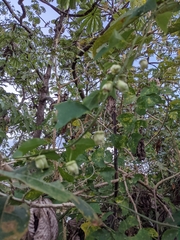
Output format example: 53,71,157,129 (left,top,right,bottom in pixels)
115,80,129,93
93,131,105,145
109,64,121,75
102,81,113,93
35,155,49,170
139,59,148,70
66,160,79,175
